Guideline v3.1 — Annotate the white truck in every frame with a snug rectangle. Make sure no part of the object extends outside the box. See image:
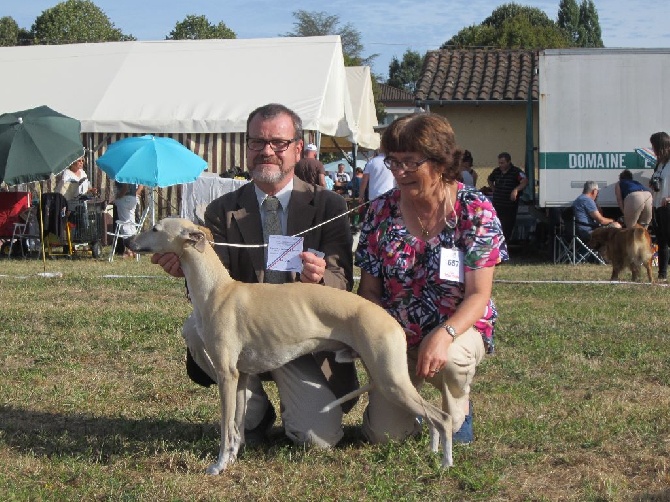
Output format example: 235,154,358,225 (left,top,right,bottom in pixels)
538,48,670,209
